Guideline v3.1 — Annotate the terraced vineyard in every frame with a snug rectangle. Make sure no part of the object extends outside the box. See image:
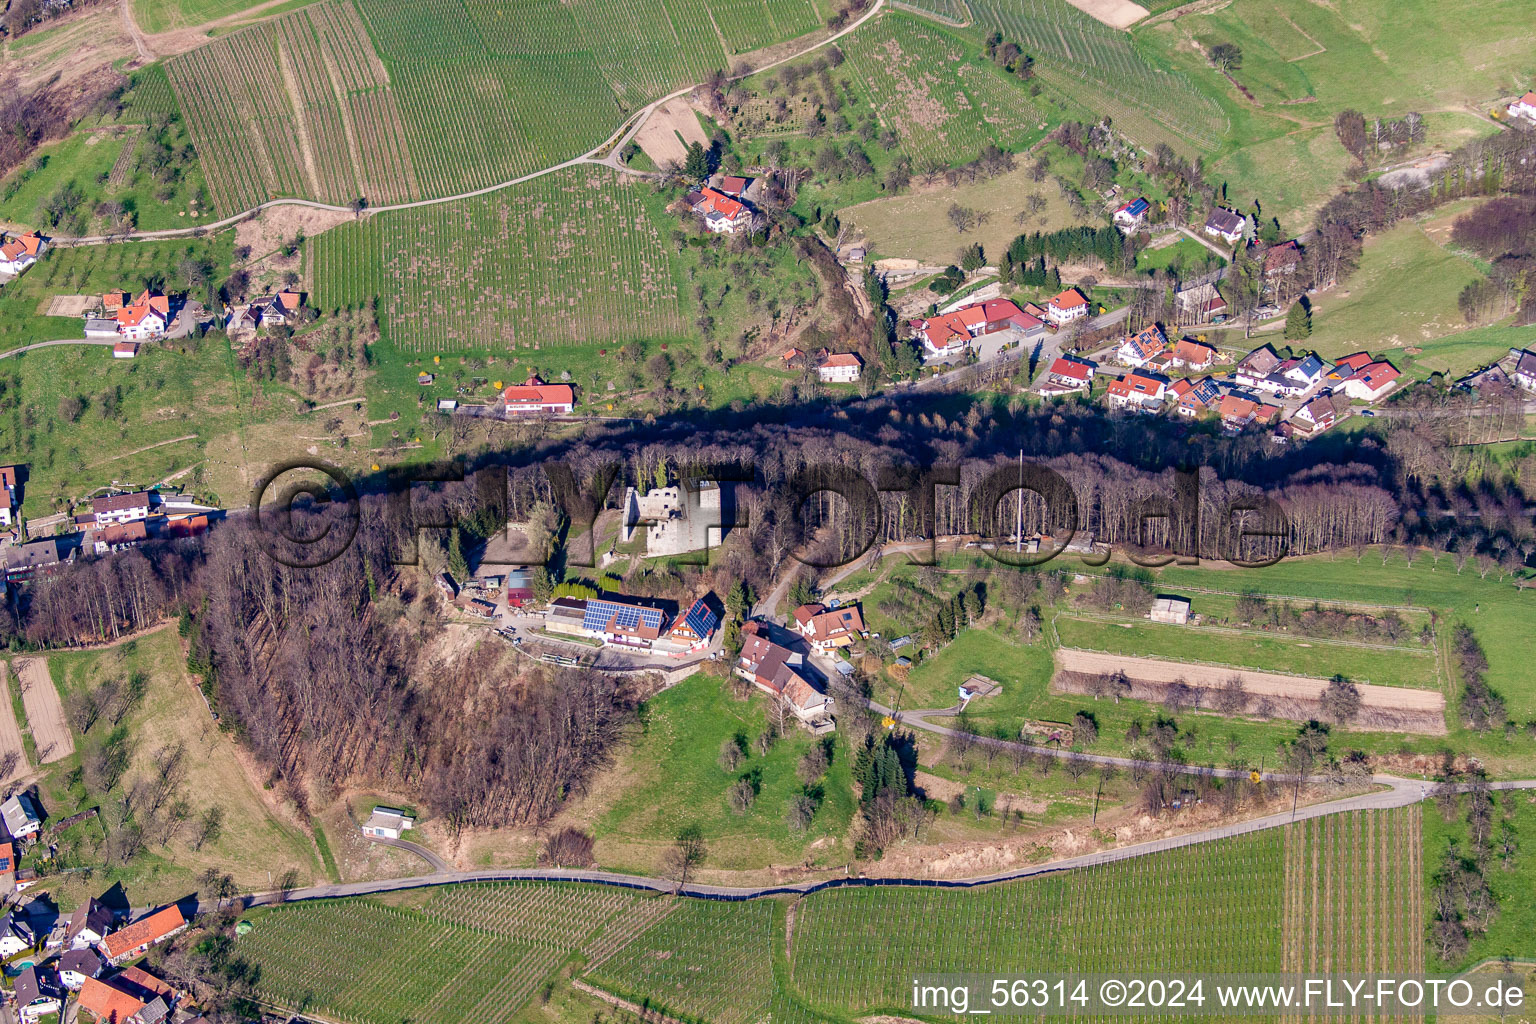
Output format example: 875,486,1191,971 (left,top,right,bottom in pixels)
305,167,686,350
165,0,832,211
839,16,1044,166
